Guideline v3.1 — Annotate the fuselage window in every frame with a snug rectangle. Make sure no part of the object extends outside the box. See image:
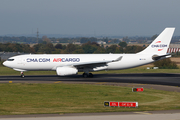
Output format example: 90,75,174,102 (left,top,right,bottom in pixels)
7,59,14,61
